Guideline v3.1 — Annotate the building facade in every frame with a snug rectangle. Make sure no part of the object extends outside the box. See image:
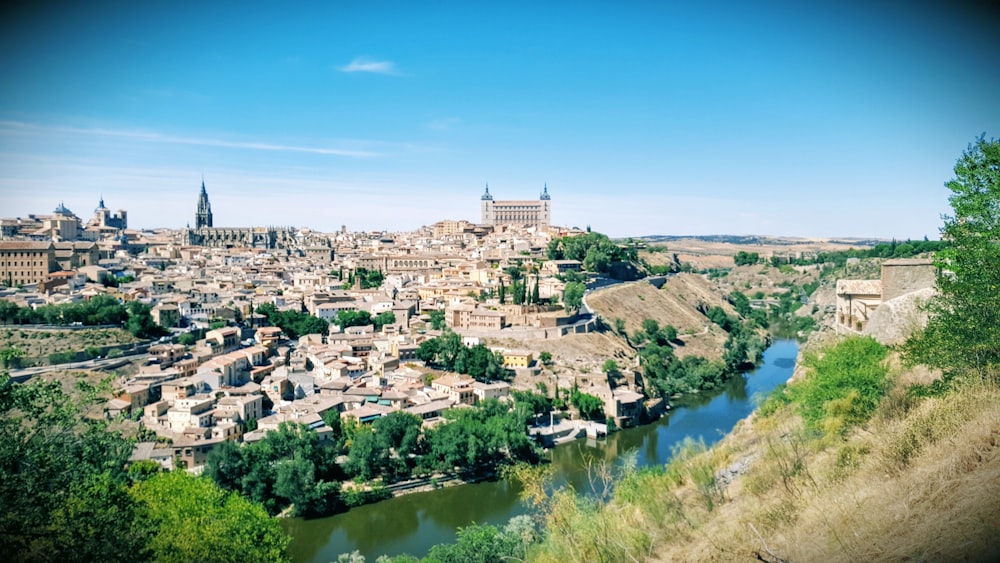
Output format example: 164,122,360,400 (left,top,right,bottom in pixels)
0,241,57,287
480,184,552,228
